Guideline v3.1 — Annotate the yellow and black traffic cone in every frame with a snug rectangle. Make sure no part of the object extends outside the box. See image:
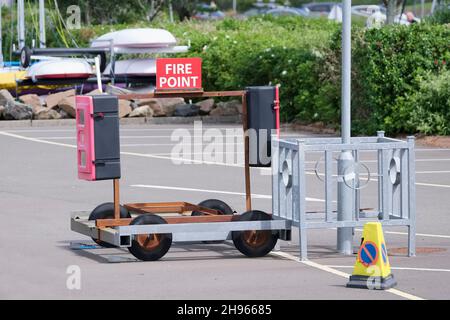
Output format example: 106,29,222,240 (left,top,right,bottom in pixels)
347,222,397,290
